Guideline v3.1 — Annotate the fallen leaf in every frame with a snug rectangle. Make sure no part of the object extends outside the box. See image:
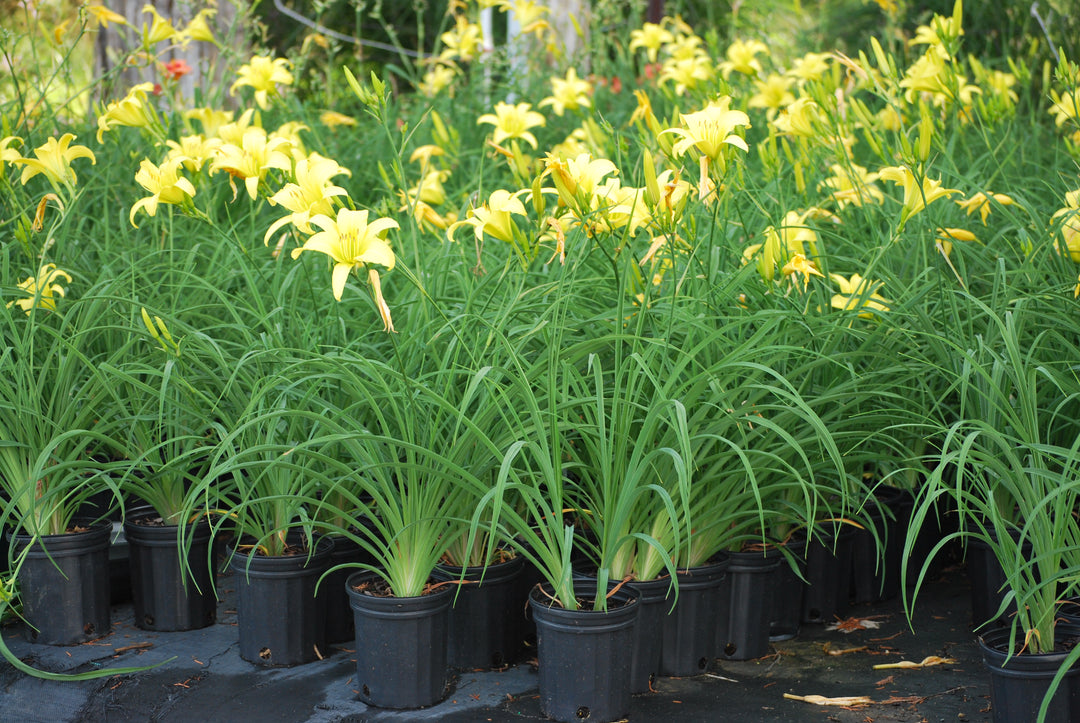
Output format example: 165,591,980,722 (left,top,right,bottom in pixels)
873,655,956,670
874,675,895,687
826,616,885,633
784,693,874,707
824,643,868,656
